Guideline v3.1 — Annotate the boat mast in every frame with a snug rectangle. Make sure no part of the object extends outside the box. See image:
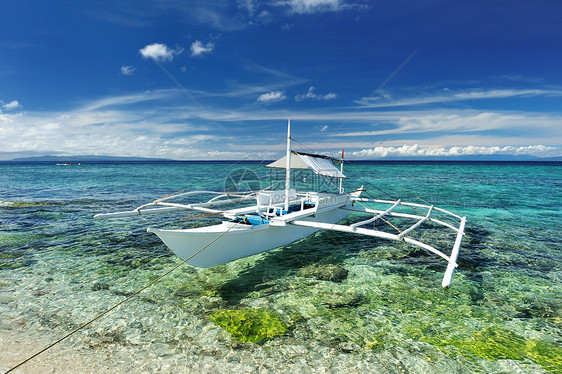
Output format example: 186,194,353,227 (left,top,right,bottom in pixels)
339,149,344,194
284,119,291,212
